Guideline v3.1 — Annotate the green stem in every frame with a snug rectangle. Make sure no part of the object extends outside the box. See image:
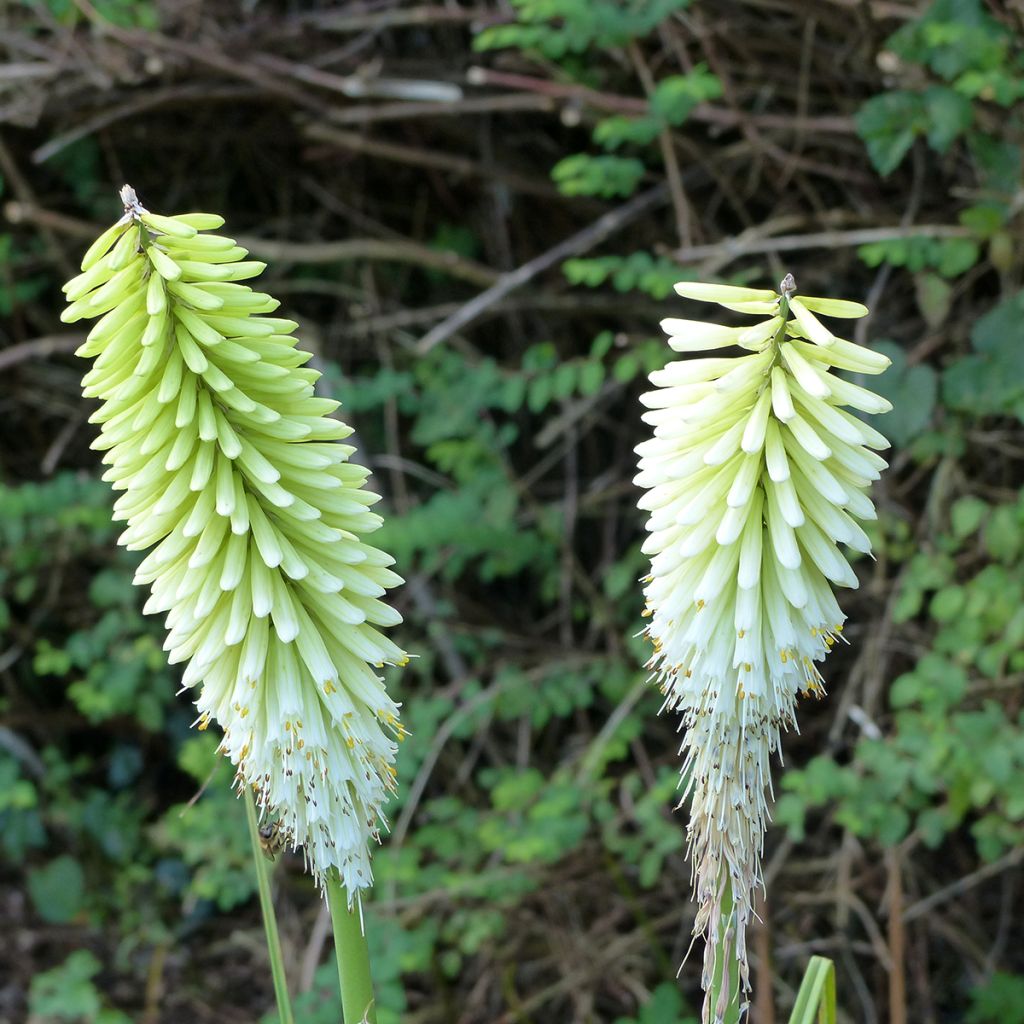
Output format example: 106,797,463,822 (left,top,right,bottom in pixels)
708,874,742,1024
244,791,295,1024
326,875,377,1024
